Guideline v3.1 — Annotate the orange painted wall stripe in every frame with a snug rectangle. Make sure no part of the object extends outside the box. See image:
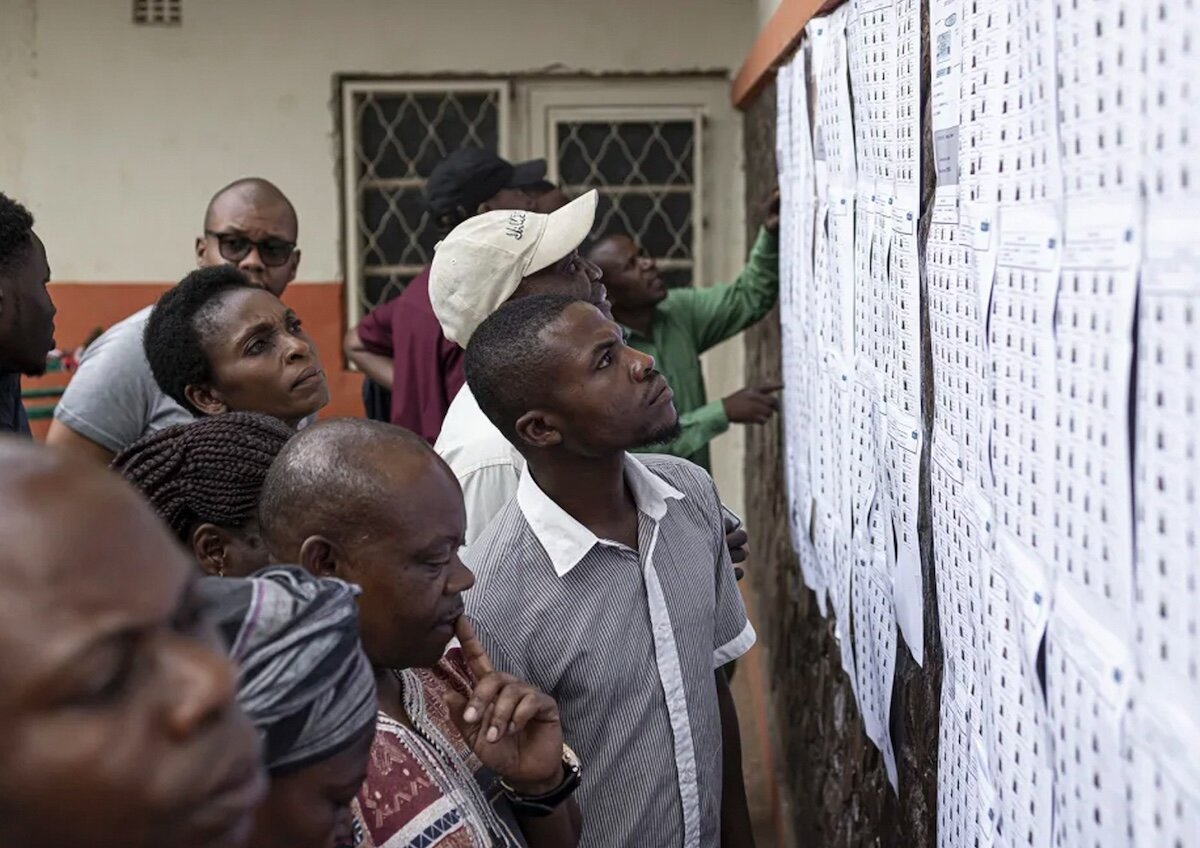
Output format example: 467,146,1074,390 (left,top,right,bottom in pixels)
731,0,846,109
